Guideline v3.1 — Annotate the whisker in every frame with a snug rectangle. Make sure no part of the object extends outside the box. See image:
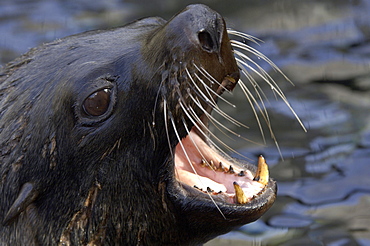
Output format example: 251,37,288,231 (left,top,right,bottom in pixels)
207,117,236,142
238,79,268,144
231,39,292,84
232,39,306,129
187,89,263,146
192,65,236,108
184,81,250,130
176,79,260,159
238,71,287,159
176,95,232,159
208,109,264,146
234,49,280,122
239,63,270,105
180,97,251,161
184,68,218,109
236,62,272,120
236,56,286,152
239,65,272,128
163,99,174,159
235,56,307,132
234,50,282,93
169,111,195,175
226,31,307,158
152,63,166,126
195,56,279,146
227,29,263,44
180,117,217,172
232,42,293,111
168,109,226,219
191,72,218,108
237,77,286,158
193,63,229,93
184,69,247,129
236,58,272,122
